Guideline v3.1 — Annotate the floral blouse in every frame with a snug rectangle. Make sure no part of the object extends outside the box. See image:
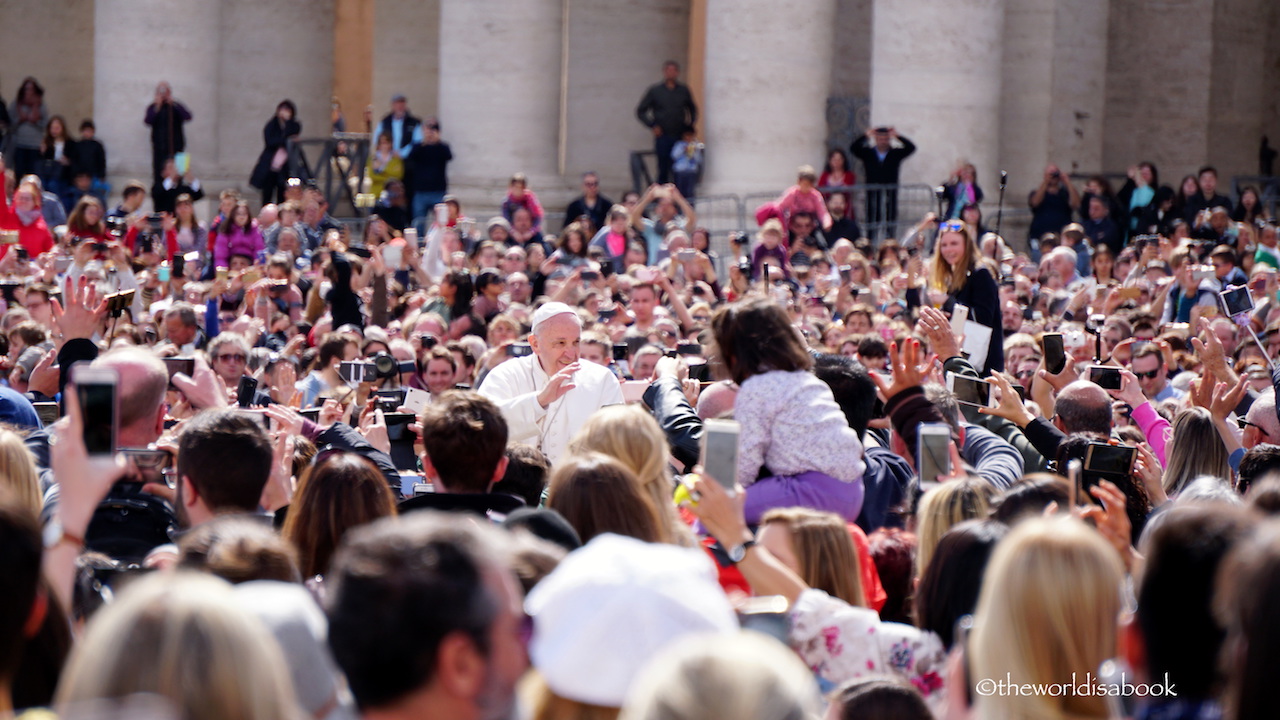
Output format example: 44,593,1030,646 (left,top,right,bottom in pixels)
791,588,948,703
